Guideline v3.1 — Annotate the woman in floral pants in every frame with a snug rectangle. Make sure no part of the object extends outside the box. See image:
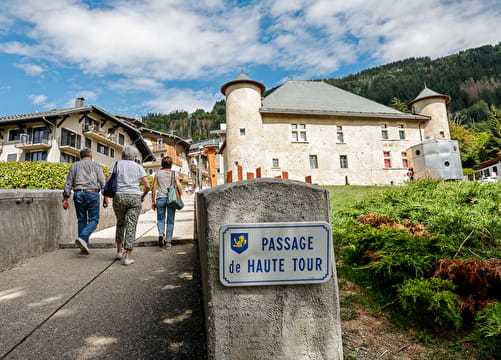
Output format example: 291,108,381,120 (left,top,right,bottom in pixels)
104,145,150,265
